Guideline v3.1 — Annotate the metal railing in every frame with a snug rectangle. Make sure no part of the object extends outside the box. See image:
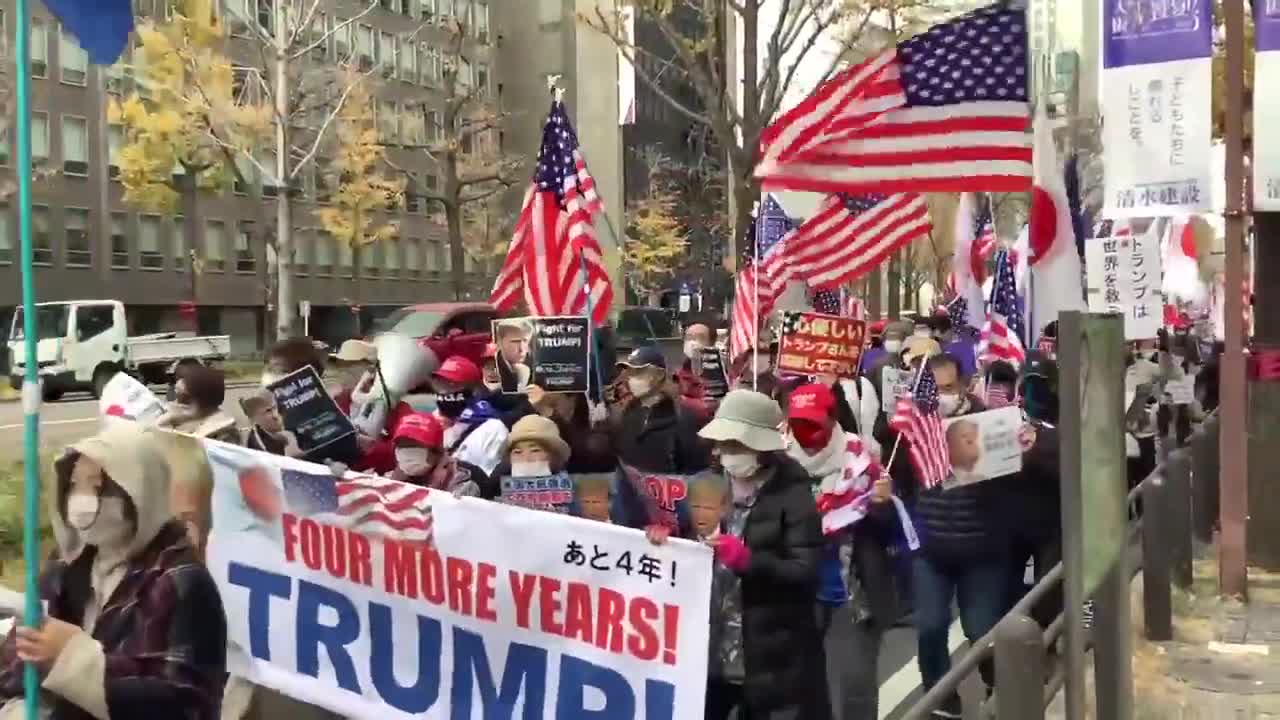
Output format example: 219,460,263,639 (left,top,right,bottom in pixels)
902,412,1216,720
